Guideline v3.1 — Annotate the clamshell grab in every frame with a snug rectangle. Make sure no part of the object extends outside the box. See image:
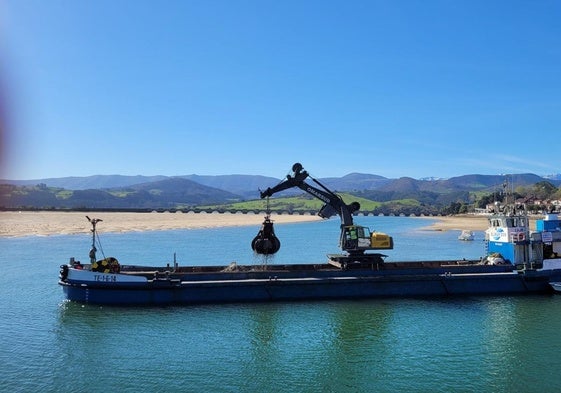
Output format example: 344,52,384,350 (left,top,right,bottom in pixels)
251,215,281,255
